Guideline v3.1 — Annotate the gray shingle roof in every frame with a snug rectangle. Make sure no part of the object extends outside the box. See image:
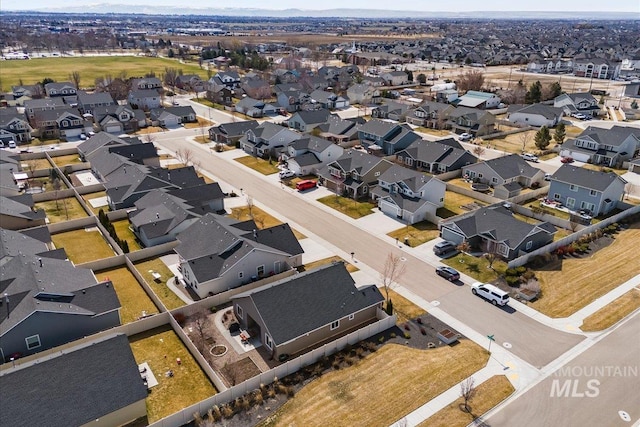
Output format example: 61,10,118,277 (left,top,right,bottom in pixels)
0,334,147,427
551,164,626,191
476,154,542,180
232,262,383,345
378,164,434,192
